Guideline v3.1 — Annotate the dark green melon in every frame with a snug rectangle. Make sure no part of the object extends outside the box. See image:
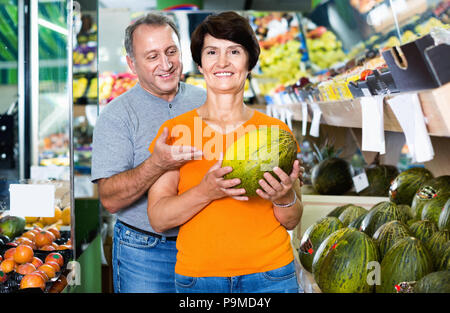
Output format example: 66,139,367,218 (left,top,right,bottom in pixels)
372,220,411,260
222,127,297,197
316,229,379,293
438,198,450,232
409,220,438,244
437,241,450,271
425,230,450,269
376,237,433,293
298,217,344,272
397,204,414,222
359,164,399,197
421,195,450,226
311,228,353,285
311,158,353,195
389,167,433,205
326,204,353,218
360,201,407,237
338,205,367,227
415,271,450,293
410,175,450,219
348,212,368,231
